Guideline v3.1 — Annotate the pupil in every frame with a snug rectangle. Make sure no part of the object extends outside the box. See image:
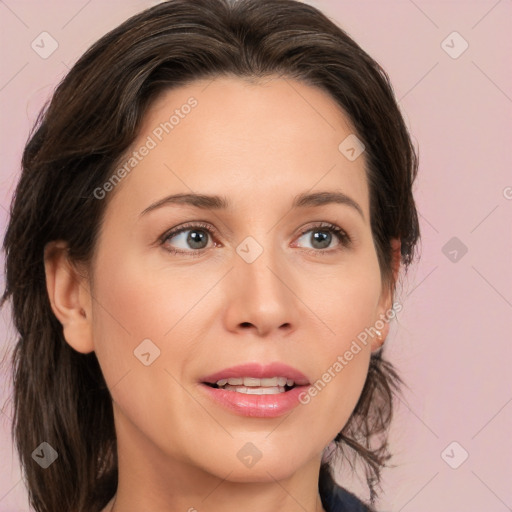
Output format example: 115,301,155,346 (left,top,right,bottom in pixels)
312,231,330,249
188,230,207,249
